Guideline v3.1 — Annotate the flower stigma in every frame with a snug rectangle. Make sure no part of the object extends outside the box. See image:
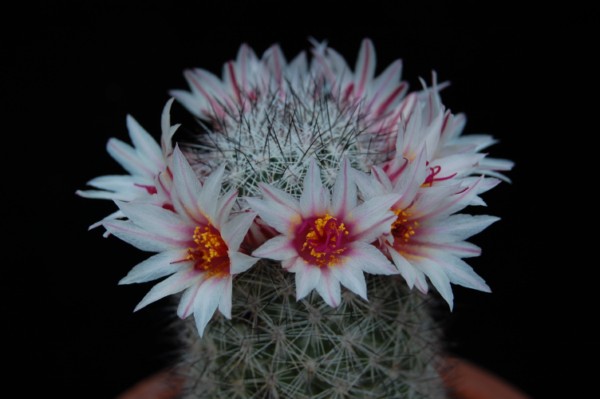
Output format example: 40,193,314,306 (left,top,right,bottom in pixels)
297,214,349,267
